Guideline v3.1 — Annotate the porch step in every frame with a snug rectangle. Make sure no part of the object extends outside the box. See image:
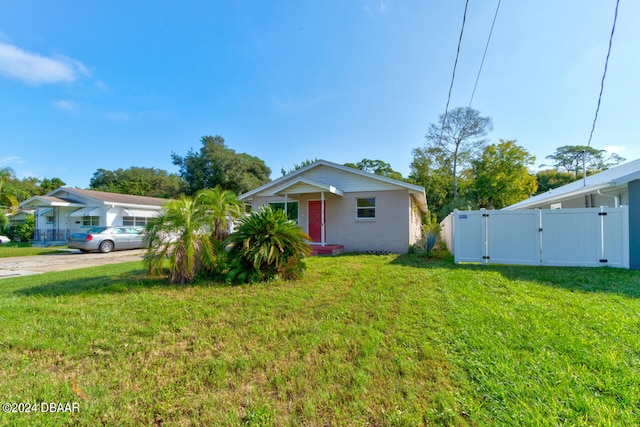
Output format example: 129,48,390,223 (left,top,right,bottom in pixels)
310,244,344,256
